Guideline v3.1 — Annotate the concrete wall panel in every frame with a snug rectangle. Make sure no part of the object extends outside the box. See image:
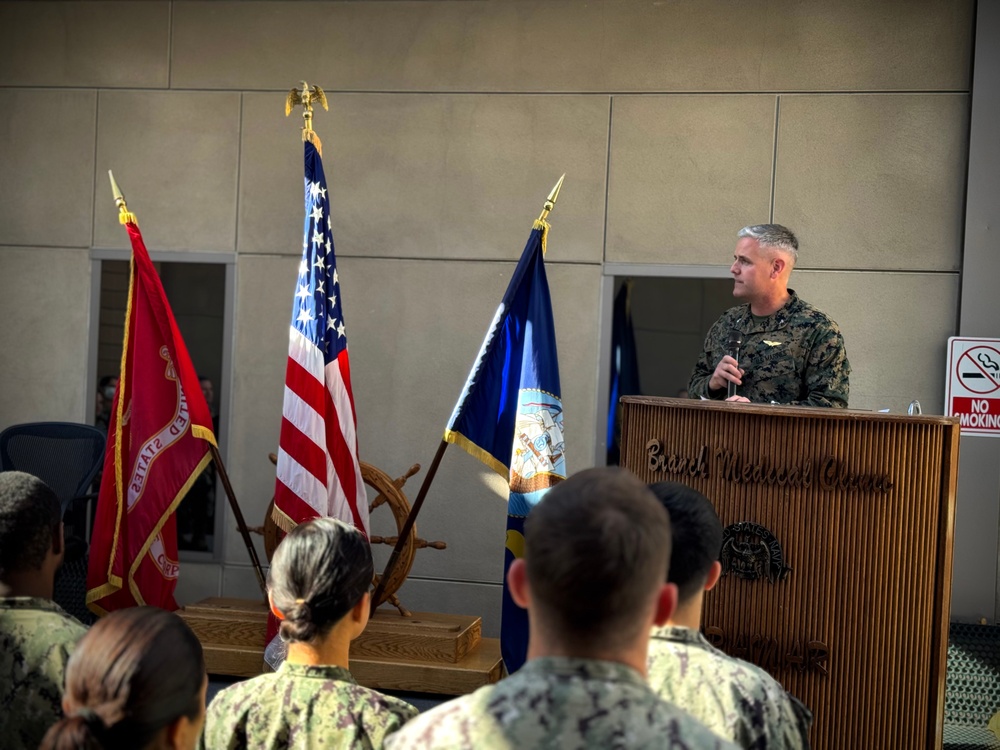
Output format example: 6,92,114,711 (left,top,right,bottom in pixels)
392,578,503,639
775,94,969,271
171,1,971,93
793,270,959,414
236,95,303,257
224,254,294,565
222,564,269,602
93,91,241,253
0,248,91,426
607,96,775,264
239,93,609,262
175,561,223,607
0,2,169,88
951,437,1000,623
0,90,97,248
